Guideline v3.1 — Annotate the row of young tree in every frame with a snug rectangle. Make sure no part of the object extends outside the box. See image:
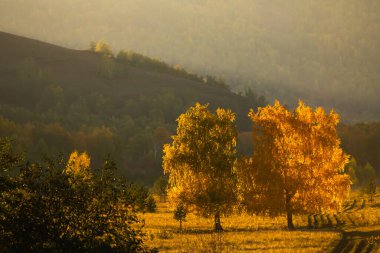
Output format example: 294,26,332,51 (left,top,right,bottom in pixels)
0,139,158,252
163,101,351,230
